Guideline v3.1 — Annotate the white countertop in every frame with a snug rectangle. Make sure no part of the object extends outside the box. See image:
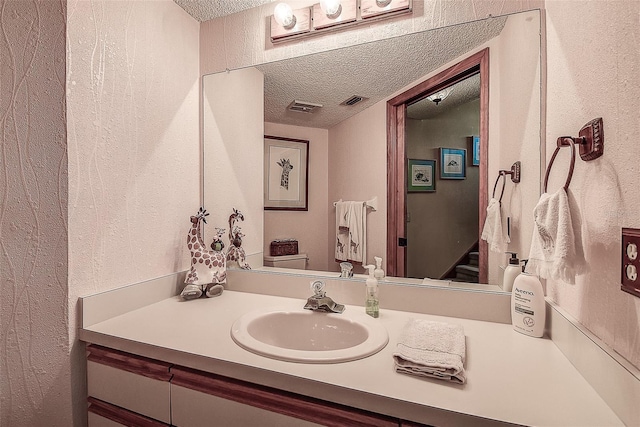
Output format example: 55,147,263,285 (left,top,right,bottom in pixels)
80,290,623,427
